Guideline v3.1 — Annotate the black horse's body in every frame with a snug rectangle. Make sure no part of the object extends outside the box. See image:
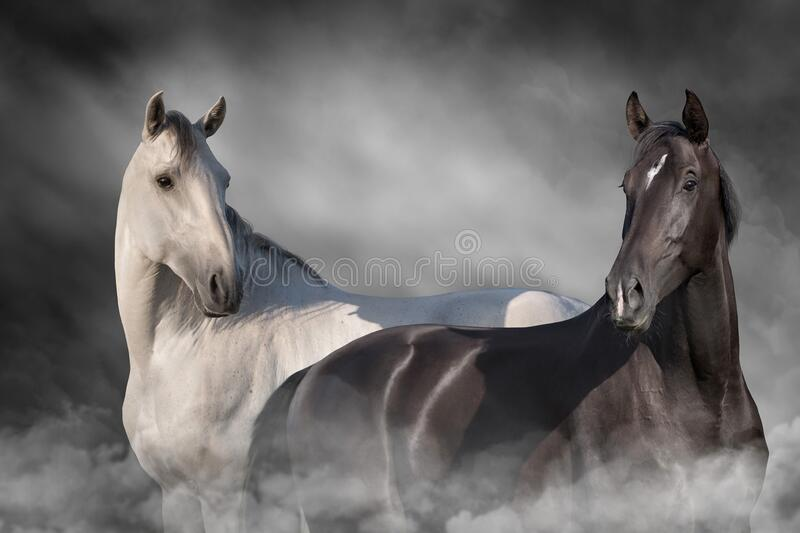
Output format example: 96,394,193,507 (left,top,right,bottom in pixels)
249,92,768,532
